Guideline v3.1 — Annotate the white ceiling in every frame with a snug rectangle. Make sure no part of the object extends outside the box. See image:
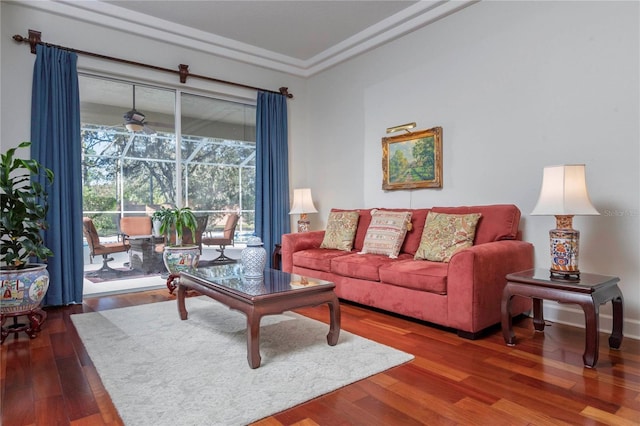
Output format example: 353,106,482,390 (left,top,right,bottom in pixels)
105,0,420,61
36,0,476,77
